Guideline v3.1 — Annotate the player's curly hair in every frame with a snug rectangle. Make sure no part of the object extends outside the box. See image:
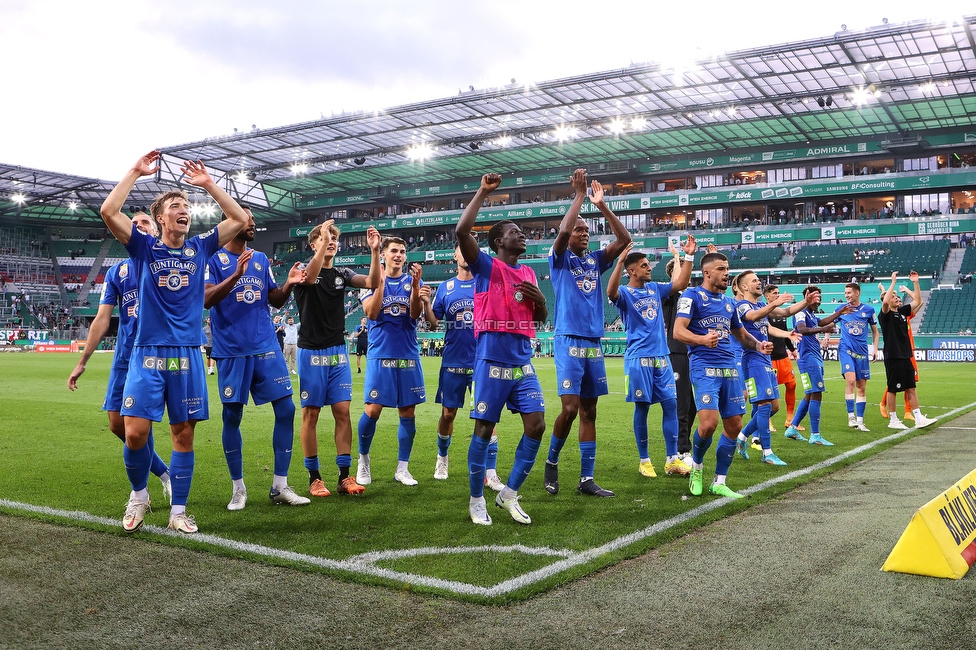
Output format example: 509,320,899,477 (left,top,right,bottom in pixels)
486,220,515,253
